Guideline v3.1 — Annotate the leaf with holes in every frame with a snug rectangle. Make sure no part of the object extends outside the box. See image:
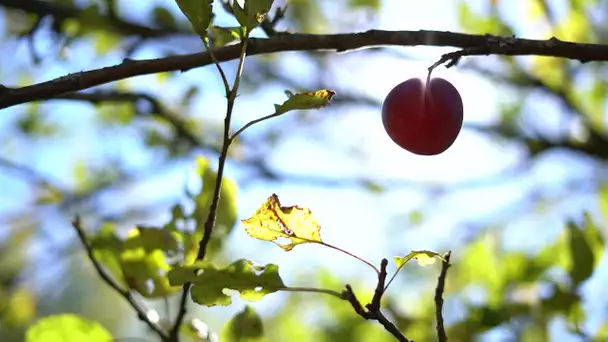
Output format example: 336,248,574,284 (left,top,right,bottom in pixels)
274,89,336,115
168,259,285,307
241,194,322,251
